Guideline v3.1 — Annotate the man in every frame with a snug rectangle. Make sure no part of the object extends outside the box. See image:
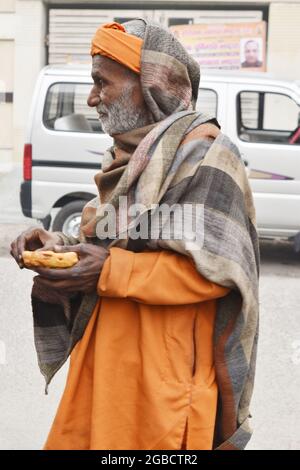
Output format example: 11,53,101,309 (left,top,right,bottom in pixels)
241,39,263,68
11,19,259,450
